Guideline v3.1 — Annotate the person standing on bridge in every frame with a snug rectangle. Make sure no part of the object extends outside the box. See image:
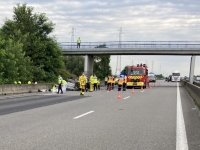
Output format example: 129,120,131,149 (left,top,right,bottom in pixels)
77,37,81,49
